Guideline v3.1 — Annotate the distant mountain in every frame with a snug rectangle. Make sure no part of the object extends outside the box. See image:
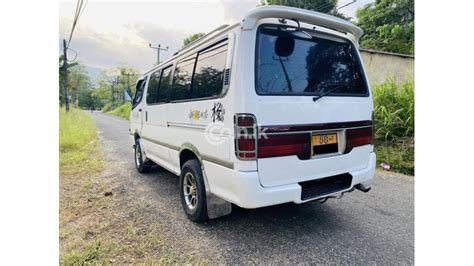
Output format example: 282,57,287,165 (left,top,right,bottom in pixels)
85,65,103,83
